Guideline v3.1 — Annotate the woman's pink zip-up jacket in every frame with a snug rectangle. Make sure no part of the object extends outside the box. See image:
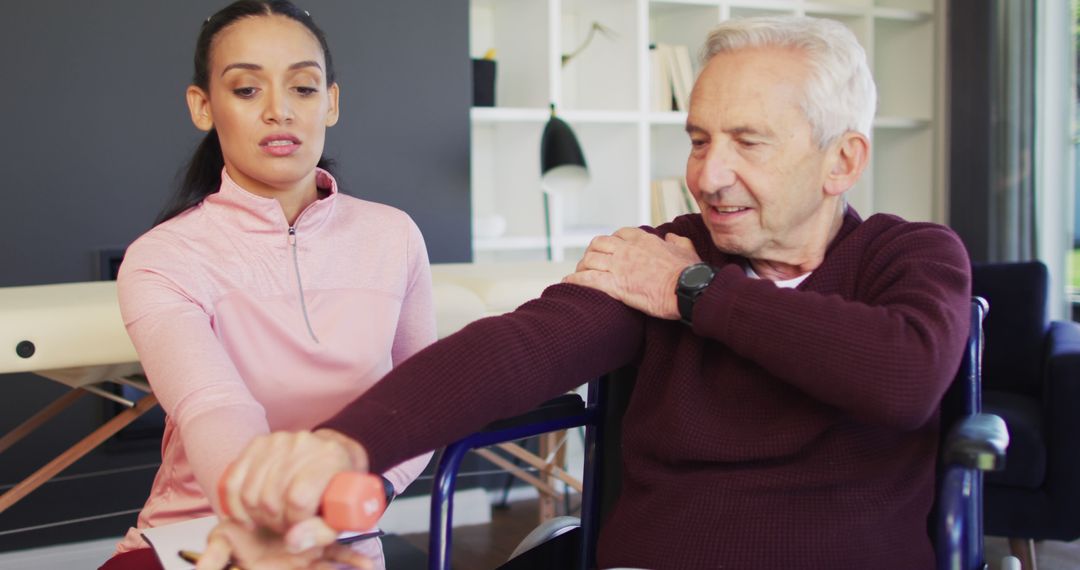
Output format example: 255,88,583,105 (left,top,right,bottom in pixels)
113,169,435,556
